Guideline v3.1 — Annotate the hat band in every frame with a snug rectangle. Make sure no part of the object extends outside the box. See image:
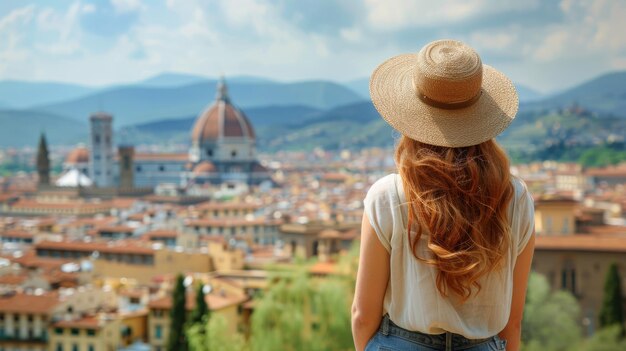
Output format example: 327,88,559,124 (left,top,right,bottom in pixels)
417,89,483,110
